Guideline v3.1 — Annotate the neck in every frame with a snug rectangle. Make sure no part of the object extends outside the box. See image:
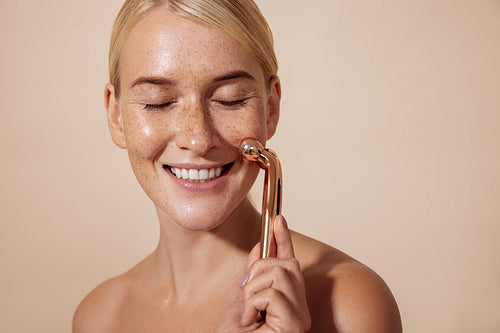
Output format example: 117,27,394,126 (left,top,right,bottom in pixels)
151,197,261,302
